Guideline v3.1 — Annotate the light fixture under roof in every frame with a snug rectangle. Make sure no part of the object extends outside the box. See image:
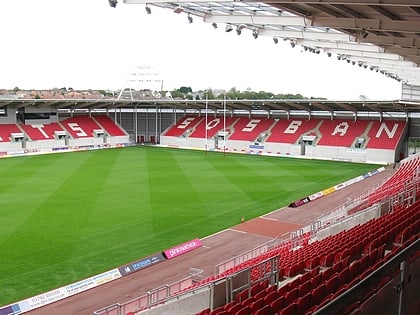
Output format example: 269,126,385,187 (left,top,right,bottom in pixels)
145,4,151,14
225,24,233,32
252,29,258,39
236,24,245,35
187,13,193,23
212,22,218,29
108,0,117,8
273,36,278,44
